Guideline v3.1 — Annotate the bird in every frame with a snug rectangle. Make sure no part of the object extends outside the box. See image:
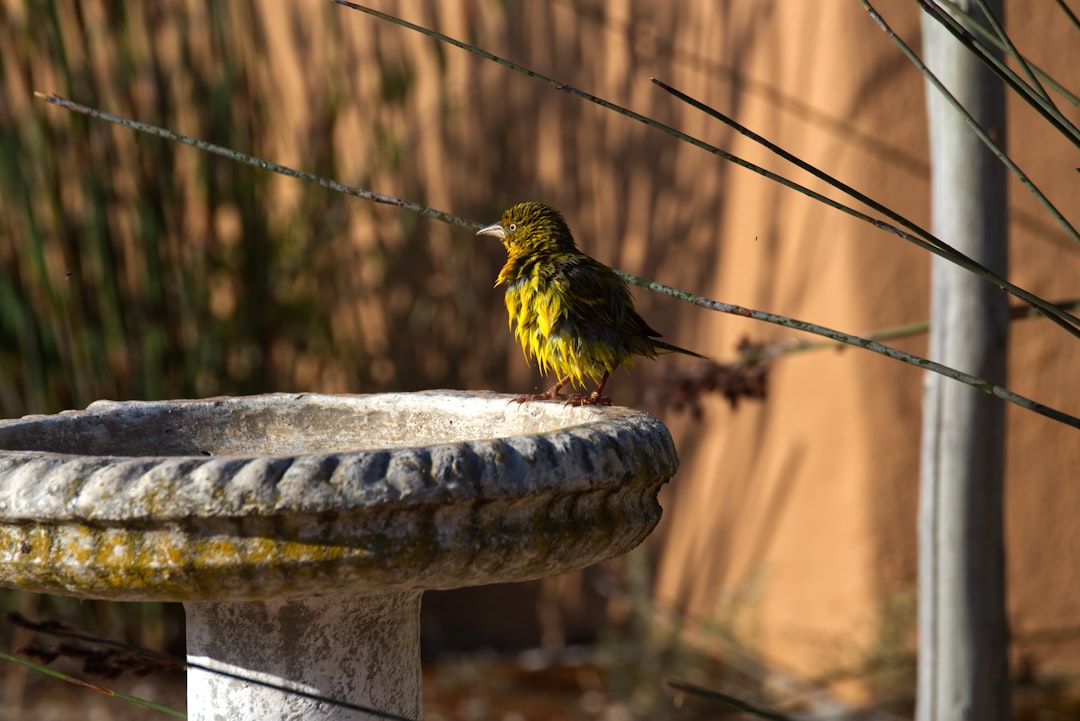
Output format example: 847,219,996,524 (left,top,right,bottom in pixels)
477,201,706,406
